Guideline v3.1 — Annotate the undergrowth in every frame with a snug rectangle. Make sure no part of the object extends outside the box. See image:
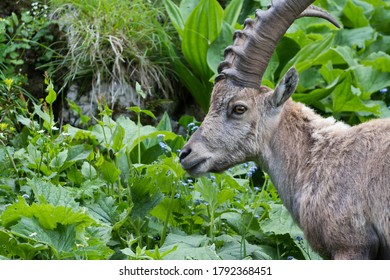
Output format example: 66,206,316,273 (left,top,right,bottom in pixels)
0,80,317,260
